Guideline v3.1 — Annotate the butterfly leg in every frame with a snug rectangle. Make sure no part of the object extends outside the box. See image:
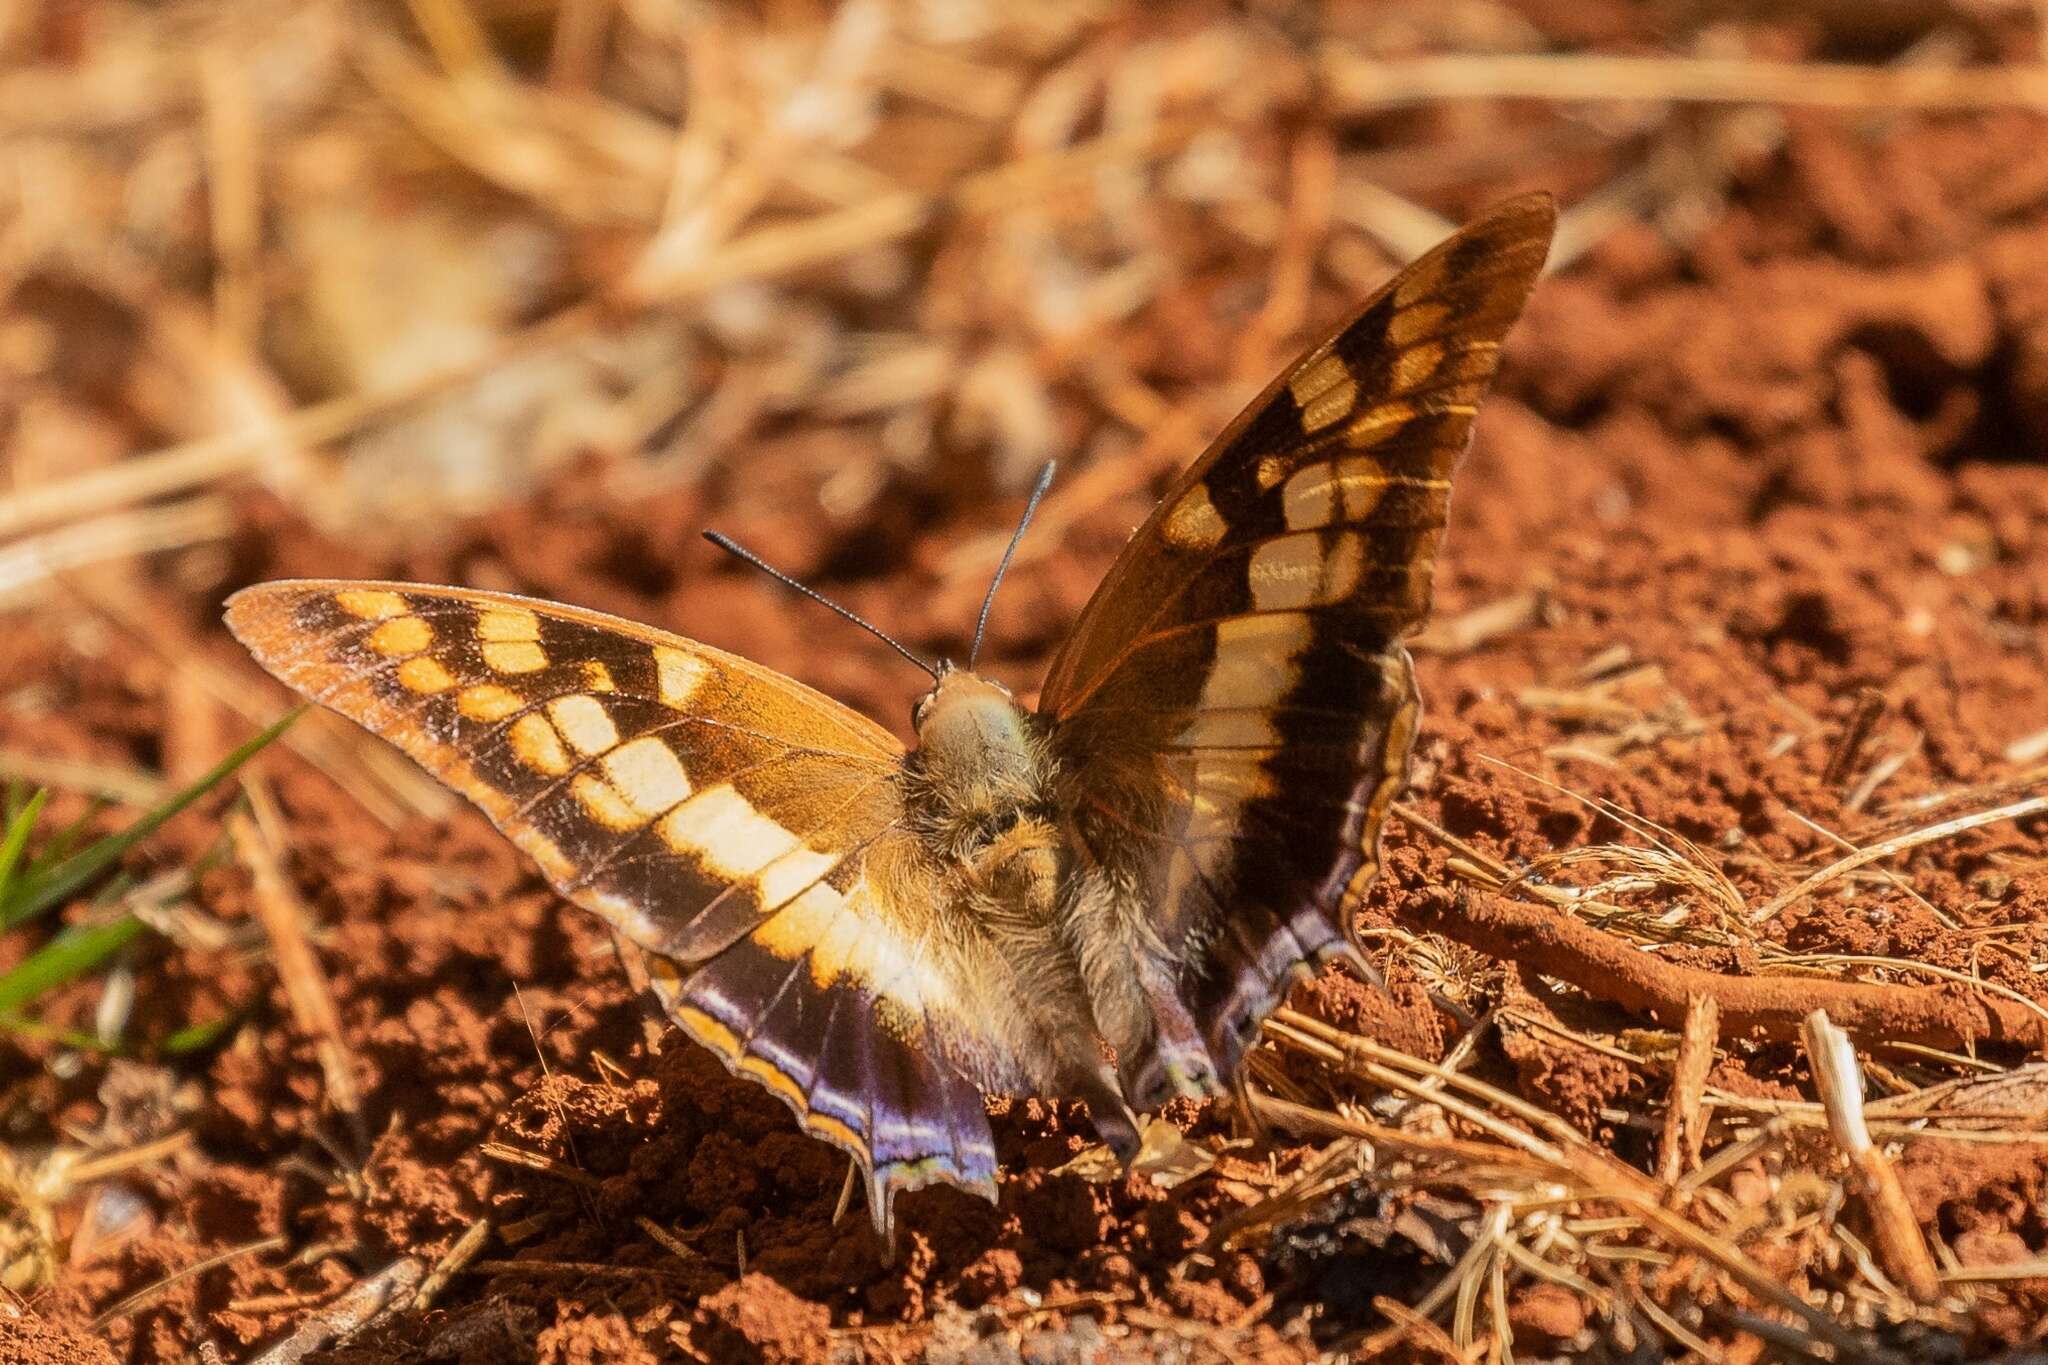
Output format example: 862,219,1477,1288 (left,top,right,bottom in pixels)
1059,874,1224,1112
1068,1060,1143,1161
1122,951,1225,1110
